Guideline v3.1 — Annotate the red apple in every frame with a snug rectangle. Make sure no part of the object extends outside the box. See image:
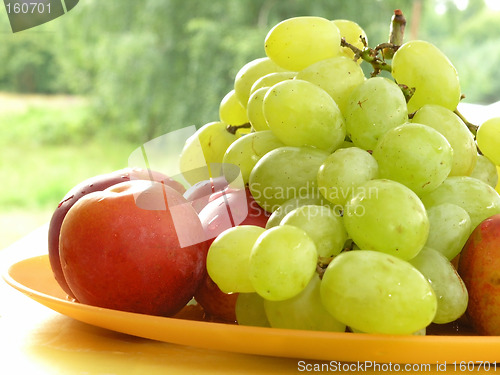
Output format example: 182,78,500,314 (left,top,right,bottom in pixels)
199,187,270,240
59,180,208,316
183,176,229,213
48,167,184,297
458,214,500,335
194,273,238,322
